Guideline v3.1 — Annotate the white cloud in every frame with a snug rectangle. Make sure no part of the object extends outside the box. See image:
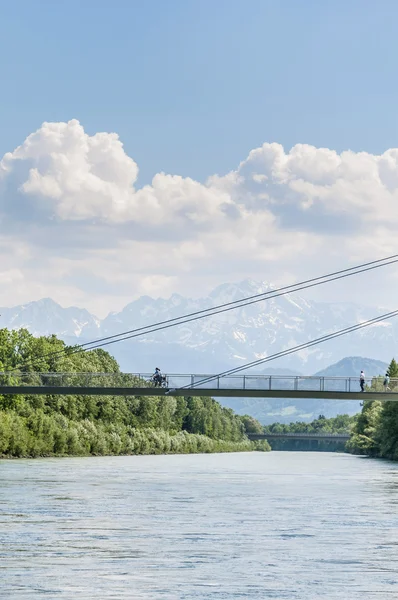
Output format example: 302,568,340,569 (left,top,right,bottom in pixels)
0,119,398,315
226,142,398,224
0,119,233,225
0,269,24,284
